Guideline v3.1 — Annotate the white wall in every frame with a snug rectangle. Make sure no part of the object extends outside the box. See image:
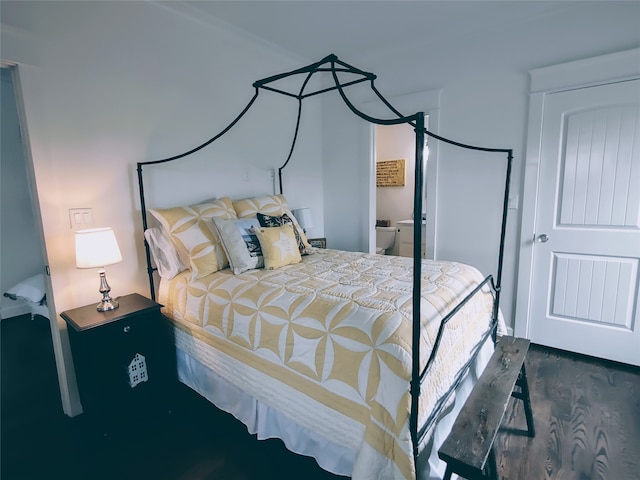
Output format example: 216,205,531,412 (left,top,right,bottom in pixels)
1,0,324,415
435,72,528,330
322,93,370,252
